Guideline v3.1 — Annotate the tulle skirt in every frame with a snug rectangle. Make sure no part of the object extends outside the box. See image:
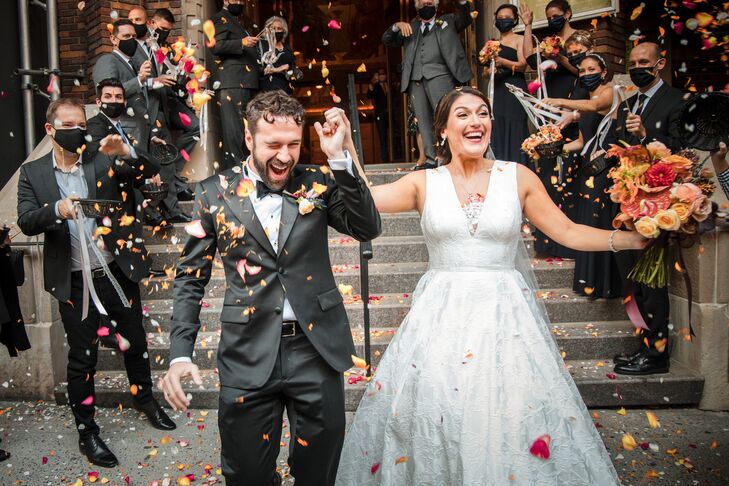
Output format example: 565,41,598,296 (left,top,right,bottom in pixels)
336,268,620,486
